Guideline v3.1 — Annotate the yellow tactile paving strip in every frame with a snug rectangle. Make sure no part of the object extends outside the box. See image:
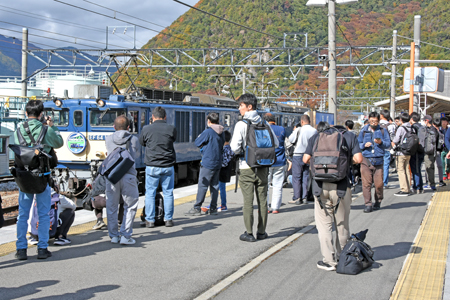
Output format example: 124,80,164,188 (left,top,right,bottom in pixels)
0,184,238,257
391,185,450,300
